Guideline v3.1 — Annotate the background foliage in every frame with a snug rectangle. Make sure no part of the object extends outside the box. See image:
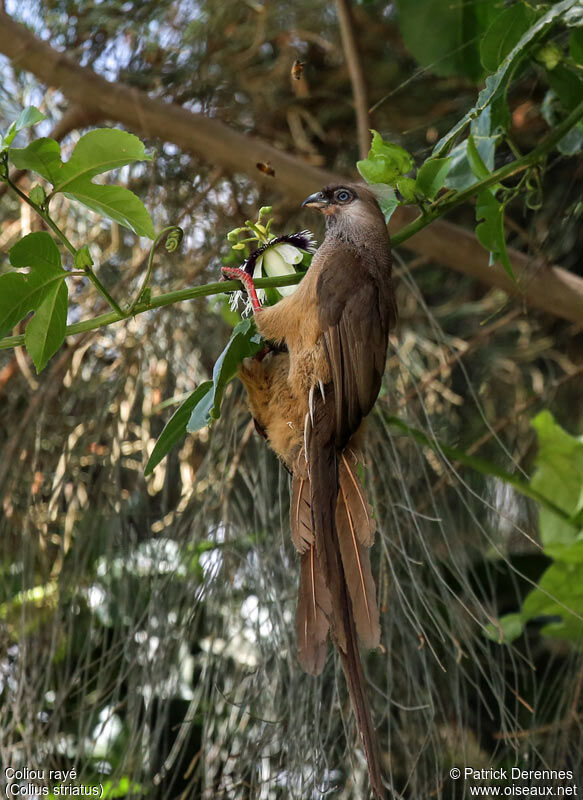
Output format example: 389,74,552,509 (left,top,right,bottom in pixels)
0,0,582,798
